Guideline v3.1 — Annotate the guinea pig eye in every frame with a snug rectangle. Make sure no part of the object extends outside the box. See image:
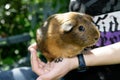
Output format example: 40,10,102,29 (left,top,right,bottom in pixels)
78,26,85,31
